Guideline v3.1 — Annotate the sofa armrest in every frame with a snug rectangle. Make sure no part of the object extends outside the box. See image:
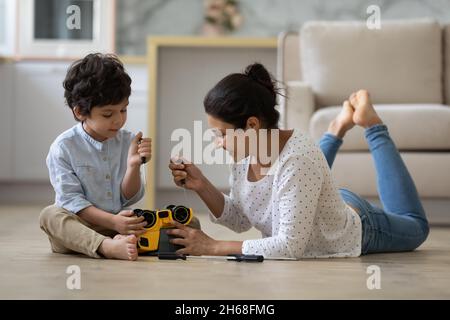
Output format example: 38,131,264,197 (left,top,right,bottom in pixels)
284,81,315,133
